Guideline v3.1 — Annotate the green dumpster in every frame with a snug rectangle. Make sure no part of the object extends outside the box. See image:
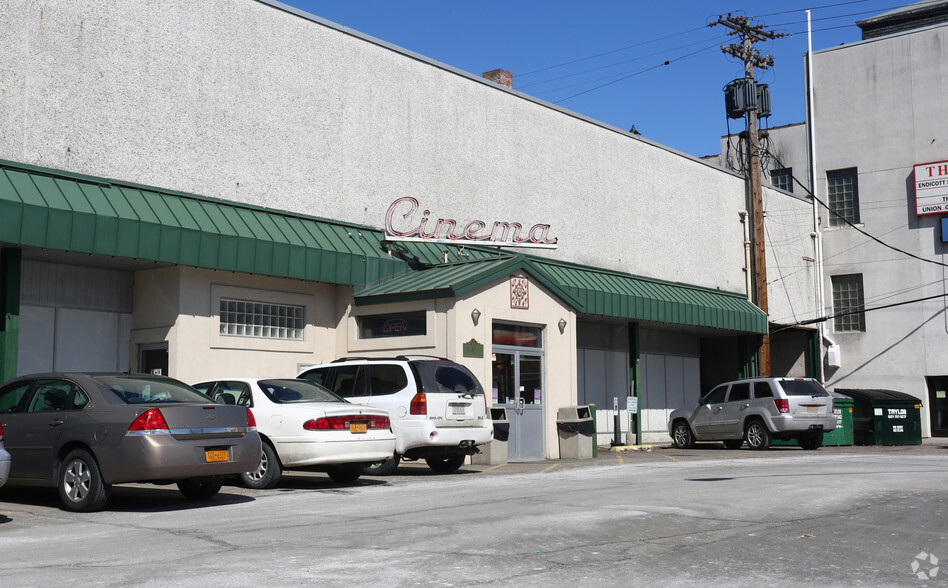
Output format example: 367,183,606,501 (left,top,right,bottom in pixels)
773,393,854,447
837,389,923,446
824,394,854,446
